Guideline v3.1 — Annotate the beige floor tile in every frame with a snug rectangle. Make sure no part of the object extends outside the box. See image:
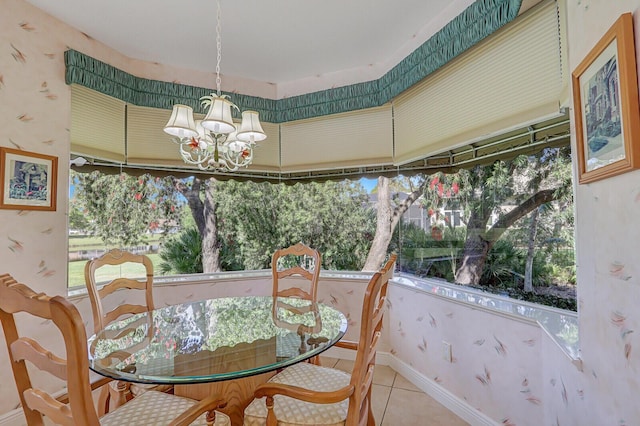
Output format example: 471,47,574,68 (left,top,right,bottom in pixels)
372,365,396,387
333,358,355,374
371,384,392,423
381,388,469,426
332,361,395,386
319,356,339,368
393,373,422,392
